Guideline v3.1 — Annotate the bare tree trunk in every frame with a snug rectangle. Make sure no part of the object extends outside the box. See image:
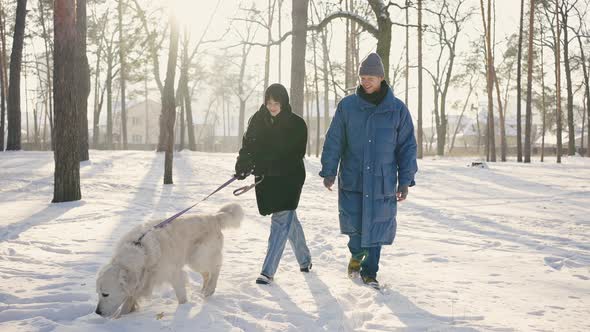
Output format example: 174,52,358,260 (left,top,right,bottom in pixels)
163,16,180,185
263,0,276,91
106,52,114,149
580,91,585,155
305,82,311,156
0,1,6,151
555,0,562,163
312,30,321,157
290,0,309,117
144,72,149,145
7,0,28,151
417,0,423,159
24,61,29,145
278,0,282,82
177,37,196,151
345,0,351,89
183,81,196,150
575,26,589,157
53,0,81,202
480,0,496,162
368,0,392,82
77,0,90,161
118,0,127,150
321,30,330,134
540,33,547,162
92,45,102,147
516,0,525,162
38,0,54,150
561,8,574,155
493,67,507,161
404,0,409,105
179,102,185,151
524,0,535,163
